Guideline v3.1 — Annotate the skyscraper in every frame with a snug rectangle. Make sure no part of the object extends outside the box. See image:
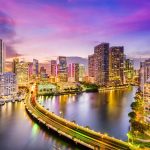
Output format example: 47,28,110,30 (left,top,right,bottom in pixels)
144,59,150,82
40,66,48,78
0,72,17,96
124,59,134,84
57,56,68,82
12,58,19,74
0,39,5,73
68,63,75,82
109,46,124,85
88,54,95,78
28,62,33,78
33,59,39,76
139,59,150,123
68,63,79,82
94,43,109,85
50,60,57,77
74,63,79,82
140,58,150,91
79,64,86,82
16,61,29,87
143,79,150,123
